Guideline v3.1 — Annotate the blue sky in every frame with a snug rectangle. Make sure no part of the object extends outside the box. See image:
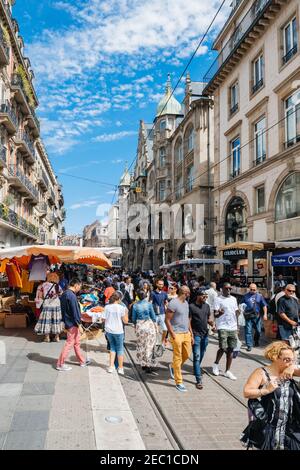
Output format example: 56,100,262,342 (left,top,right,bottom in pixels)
14,0,231,235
